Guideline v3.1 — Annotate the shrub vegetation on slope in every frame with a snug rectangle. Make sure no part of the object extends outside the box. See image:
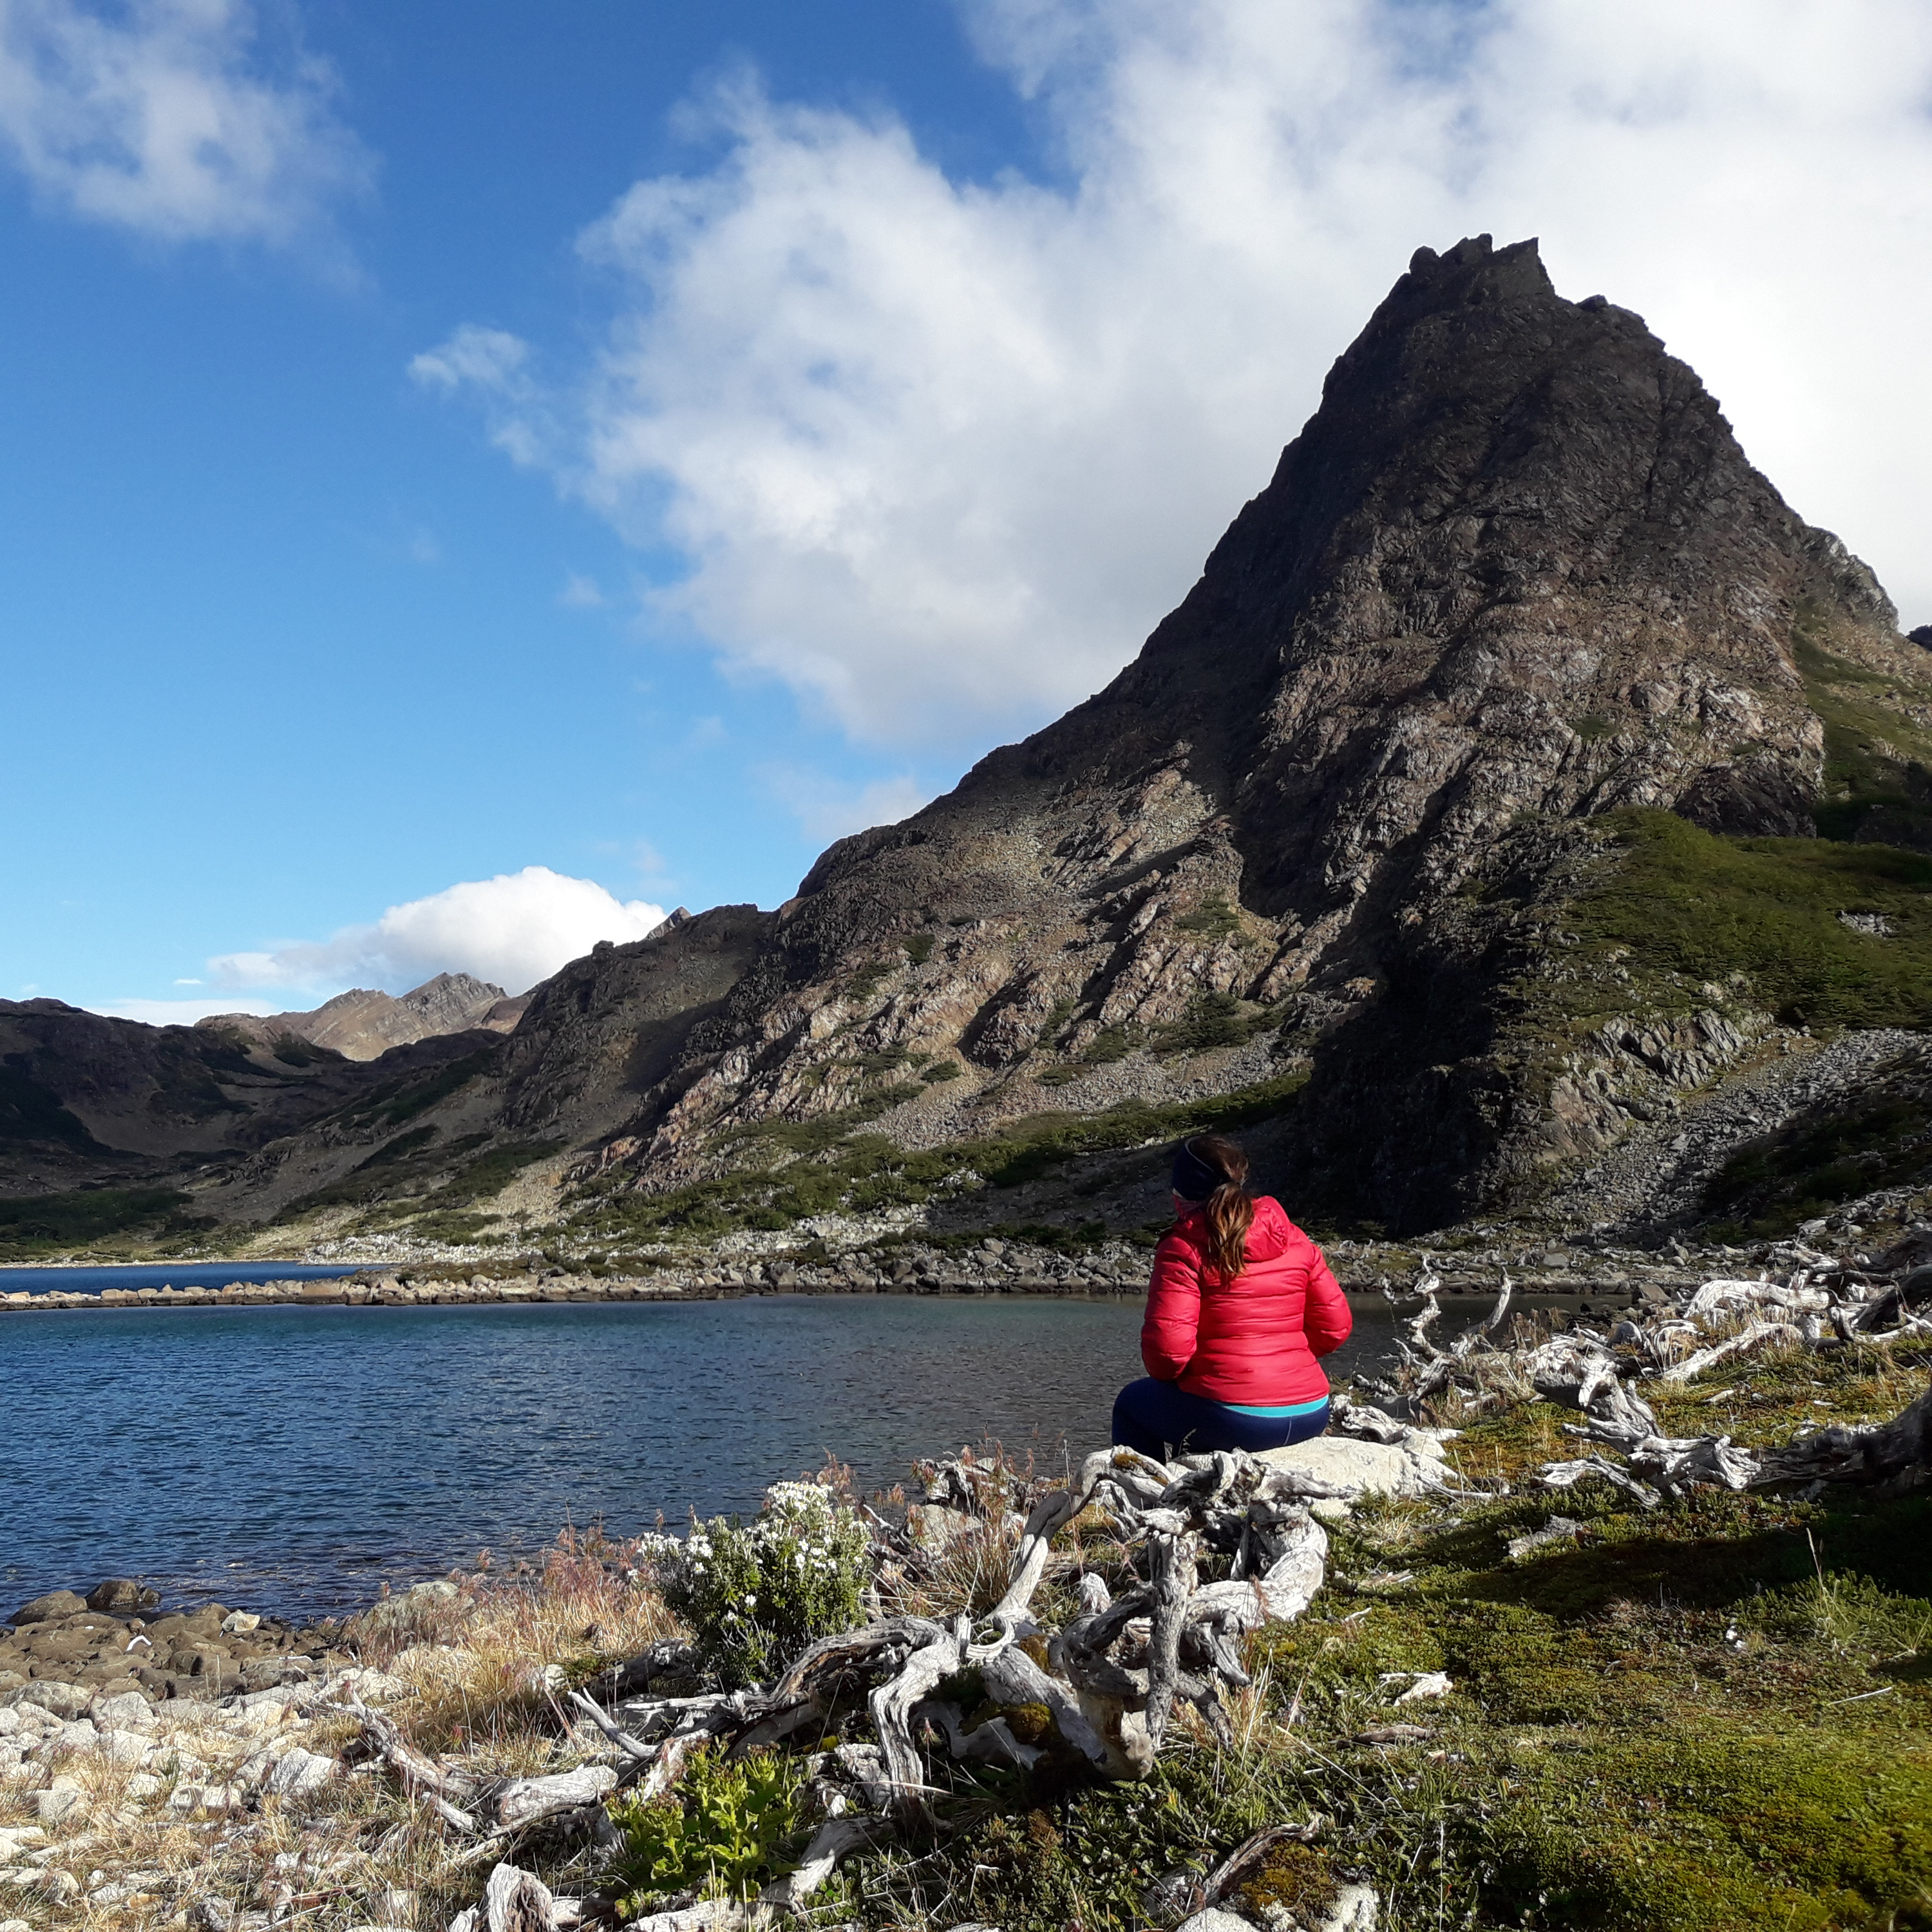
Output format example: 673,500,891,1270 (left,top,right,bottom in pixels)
565,1073,1310,1245
1571,811,1932,1032
0,1184,193,1257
